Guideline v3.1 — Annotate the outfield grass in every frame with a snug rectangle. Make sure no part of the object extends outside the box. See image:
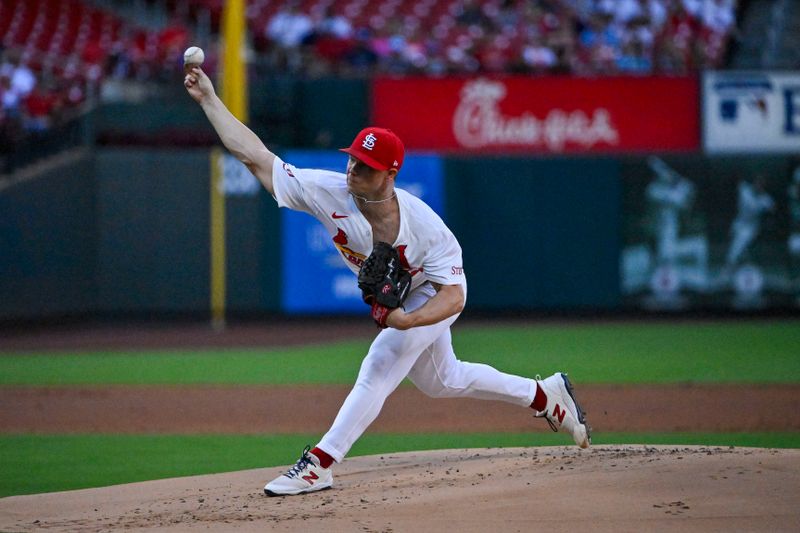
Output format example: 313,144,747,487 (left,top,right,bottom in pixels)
1,320,798,498
0,321,798,385
2,431,799,497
